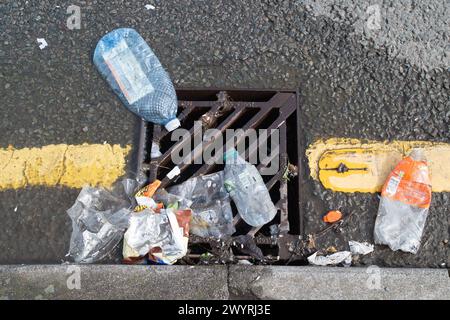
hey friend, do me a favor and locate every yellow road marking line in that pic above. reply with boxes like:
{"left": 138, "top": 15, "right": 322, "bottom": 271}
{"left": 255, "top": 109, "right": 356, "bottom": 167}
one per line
{"left": 307, "top": 138, "right": 450, "bottom": 192}
{"left": 0, "top": 143, "right": 131, "bottom": 190}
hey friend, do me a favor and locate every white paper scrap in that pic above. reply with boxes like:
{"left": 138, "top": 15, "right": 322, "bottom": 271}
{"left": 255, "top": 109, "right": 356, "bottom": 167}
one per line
{"left": 308, "top": 251, "right": 352, "bottom": 266}
{"left": 37, "top": 38, "right": 48, "bottom": 50}
{"left": 349, "top": 240, "right": 374, "bottom": 255}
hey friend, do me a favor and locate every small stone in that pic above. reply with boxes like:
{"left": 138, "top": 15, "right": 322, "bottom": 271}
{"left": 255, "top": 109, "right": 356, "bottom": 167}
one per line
{"left": 5, "top": 83, "right": 10, "bottom": 89}
{"left": 326, "top": 246, "right": 338, "bottom": 254}
{"left": 19, "top": 128, "right": 25, "bottom": 134}
{"left": 82, "top": 126, "right": 88, "bottom": 132}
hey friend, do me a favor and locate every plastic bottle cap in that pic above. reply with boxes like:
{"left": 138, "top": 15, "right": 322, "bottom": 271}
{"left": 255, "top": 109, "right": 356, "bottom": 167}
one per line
{"left": 166, "top": 166, "right": 180, "bottom": 179}
{"left": 164, "top": 118, "right": 181, "bottom": 132}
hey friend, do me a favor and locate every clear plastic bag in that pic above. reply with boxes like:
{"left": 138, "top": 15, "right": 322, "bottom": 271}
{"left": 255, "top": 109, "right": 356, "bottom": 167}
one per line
{"left": 167, "top": 171, "right": 235, "bottom": 239}
{"left": 374, "top": 149, "right": 432, "bottom": 254}
{"left": 153, "top": 188, "right": 193, "bottom": 210}
{"left": 67, "top": 179, "right": 138, "bottom": 263}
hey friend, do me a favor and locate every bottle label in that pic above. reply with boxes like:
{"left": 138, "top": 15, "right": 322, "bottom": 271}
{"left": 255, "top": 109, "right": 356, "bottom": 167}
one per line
{"left": 238, "top": 171, "right": 253, "bottom": 190}
{"left": 381, "top": 156, "right": 431, "bottom": 208}
{"left": 385, "top": 175, "right": 401, "bottom": 196}
{"left": 103, "top": 39, "right": 154, "bottom": 104}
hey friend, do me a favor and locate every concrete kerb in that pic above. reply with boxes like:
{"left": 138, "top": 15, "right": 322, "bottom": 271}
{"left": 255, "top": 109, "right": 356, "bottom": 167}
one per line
{"left": 0, "top": 265, "right": 229, "bottom": 300}
{"left": 228, "top": 266, "right": 450, "bottom": 300}
{"left": 0, "top": 265, "right": 449, "bottom": 300}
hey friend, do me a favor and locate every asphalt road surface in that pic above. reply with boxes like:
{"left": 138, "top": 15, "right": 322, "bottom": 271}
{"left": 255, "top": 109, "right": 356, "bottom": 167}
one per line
{"left": 0, "top": 0, "right": 448, "bottom": 267}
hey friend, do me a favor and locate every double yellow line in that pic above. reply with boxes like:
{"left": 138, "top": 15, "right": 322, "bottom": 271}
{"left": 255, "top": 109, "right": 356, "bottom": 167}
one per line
{"left": 2, "top": 138, "right": 449, "bottom": 193}
{"left": 0, "top": 143, "right": 131, "bottom": 190}
{"left": 307, "top": 138, "right": 450, "bottom": 193}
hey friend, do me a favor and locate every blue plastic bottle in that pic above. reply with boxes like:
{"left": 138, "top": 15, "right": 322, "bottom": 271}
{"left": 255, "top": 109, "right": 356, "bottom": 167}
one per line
{"left": 94, "top": 28, "right": 180, "bottom": 131}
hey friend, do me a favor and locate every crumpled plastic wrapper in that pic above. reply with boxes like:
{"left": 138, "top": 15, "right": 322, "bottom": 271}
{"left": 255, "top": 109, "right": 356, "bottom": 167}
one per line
{"left": 168, "top": 171, "right": 235, "bottom": 239}
{"left": 123, "top": 209, "right": 170, "bottom": 257}
{"left": 67, "top": 179, "right": 138, "bottom": 263}
{"left": 123, "top": 208, "right": 191, "bottom": 265}
{"left": 307, "top": 251, "right": 352, "bottom": 266}
{"left": 349, "top": 241, "right": 374, "bottom": 255}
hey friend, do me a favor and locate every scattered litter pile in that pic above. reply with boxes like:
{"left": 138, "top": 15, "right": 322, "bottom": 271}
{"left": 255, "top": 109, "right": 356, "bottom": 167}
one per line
{"left": 67, "top": 149, "right": 431, "bottom": 266}
{"left": 67, "top": 149, "right": 278, "bottom": 265}
{"left": 304, "top": 149, "right": 432, "bottom": 266}
{"left": 66, "top": 27, "right": 435, "bottom": 267}
{"left": 68, "top": 27, "right": 281, "bottom": 266}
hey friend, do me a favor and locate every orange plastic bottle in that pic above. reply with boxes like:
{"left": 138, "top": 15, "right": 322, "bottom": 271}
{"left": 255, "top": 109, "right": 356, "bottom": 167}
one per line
{"left": 374, "top": 149, "right": 431, "bottom": 254}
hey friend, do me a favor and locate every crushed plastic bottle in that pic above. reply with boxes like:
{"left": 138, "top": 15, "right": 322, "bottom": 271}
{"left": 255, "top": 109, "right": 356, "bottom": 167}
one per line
{"left": 223, "top": 149, "right": 277, "bottom": 227}
{"left": 374, "top": 149, "right": 432, "bottom": 254}
{"left": 94, "top": 28, "right": 180, "bottom": 131}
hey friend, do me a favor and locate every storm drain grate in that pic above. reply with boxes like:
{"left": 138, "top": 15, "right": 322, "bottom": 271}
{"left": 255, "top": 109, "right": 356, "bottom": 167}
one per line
{"left": 136, "top": 89, "right": 303, "bottom": 263}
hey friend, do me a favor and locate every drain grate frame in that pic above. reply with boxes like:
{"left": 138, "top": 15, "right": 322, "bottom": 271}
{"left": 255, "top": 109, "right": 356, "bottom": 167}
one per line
{"left": 136, "top": 88, "right": 304, "bottom": 263}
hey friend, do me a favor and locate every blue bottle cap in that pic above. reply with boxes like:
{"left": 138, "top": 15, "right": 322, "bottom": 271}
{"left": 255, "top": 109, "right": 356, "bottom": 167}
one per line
{"left": 223, "top": 149, "right": 238, "bottom": 161}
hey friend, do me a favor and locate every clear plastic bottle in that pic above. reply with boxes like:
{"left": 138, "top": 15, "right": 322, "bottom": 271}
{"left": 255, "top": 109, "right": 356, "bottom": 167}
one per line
{"left": 223, "top": 149, "right": 277, "bottom": 227}
{"left": 94, "top": 28, "right": 180, "bottom": 131}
